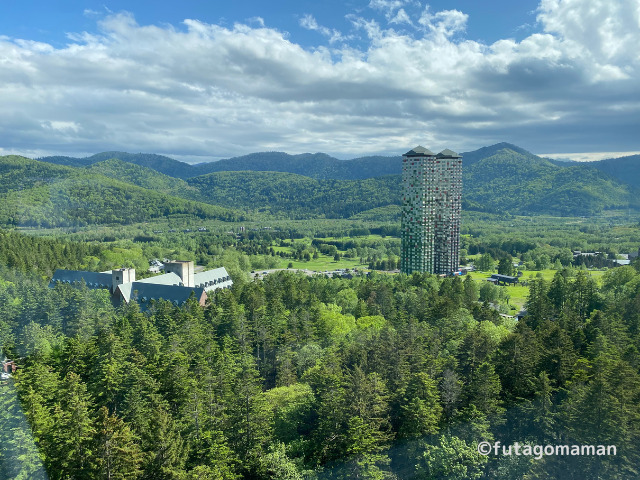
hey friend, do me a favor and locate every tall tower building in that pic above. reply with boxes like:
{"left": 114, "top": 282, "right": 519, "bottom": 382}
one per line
{"left": 401, "top": 146, "right": 462, "bottom": 275}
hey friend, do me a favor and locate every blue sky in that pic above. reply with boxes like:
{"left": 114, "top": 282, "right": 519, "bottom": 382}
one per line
{"left": 0, "top": 0, "right": 638, "bottom": 161}
{"left": 0, "top": 1, "right": 540, "bottom": 48}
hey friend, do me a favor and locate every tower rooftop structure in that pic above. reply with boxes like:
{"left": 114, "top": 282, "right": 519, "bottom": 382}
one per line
{"left": 404, "top": 146, "right": 436, "bottom": 156}
{"left": 436, "top": 149, "right": 461, "bottom": 158}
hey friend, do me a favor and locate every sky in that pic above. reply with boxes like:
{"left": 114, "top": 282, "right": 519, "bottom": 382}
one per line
{"left": 0, "top": 0, "right": 639, "bottom": 162}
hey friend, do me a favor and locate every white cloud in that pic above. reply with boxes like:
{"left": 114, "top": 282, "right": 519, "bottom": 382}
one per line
{"left": 389, "top": 9, "right": 413, "bottom": 26}
{"left": 538, "top": 0, "right": 640, "bottom": 65}
{"left": 247, "top": 16, "right": 265, "bottom": 27}
{"left": 541, "top": 151, "right": 640, "bottom": 162}
{"left": 0, "top": 0, "right": 639, "bottom": 160}
{"left": 83, "top": 9, "right": 101, "bottom": 17}
{"left": 418, "top": 7, "right": 468, "bottom": 38}
{"left": 299, "top": 14, "right": 350, "bottom": 44}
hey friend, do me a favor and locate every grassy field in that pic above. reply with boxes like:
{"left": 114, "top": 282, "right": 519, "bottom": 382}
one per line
{"left": 468, "top": 268, "right": 607, "bottom": 310}
{"left": 272, "top": 255, "right": 366, "bottom": 272}
{"left": 270, "top": 242, "right": 368, "bottom": 271}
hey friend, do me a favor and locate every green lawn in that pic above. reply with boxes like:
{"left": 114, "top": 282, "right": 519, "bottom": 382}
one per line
{"left": 468, "top": 268, "right": 607, "bottom": 310}
{"left": 273, "top": 254, "right": 366, "bottom": 272}
{"left": 269, "top": 241, "right": 368, "bottom": 271}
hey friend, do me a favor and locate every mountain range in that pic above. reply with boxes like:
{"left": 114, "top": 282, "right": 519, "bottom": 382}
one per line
{"left": 37, "top": 142, "right": 638, "bottom": 181}
{"left": 0, "top": 142, "right": 635, "bottom": 227}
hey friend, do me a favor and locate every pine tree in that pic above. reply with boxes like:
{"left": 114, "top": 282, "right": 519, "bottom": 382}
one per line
{"left": 462, "top": 276, "right": 479, "bottom": 308}
{"left": 495, "top": 321, "right": 541, "bottom": 402}
{"left": 524, "top": 278, "right": 550, "bottom": 328}
{"left": 524, "top": 372, "right": 556, "bottom": 444}
{"left": 93, "top": 406, "right": 143, "bottom": 479}
{"left": 398, "top": 372, "right": 442, "bottom": 439}
{"left": 140, "top": 406, "right": 187, "bottom": 479}
{"left": 48, "top": 372, "right": 96, "bottom": 478}
{"left": 464, "top": 362, "right": 503, "bottom": 417}
{"left": 0, "top": 382, "right": 48, "bottom": 480}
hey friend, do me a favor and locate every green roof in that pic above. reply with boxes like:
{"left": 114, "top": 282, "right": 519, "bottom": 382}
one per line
{"left": 137, "top": 272, "right": 182, "bottom": 286}
{"left": 194, "top": 267, "right": 232, "bottom": 290}
{"left": 116, "top": 282, "right": 205, "bottom": 305}
{"left": 404, "top": 146, "right": 435, "bottom": 156}
{"left": 437, "top": 149, "right": 461, "bottom": 158}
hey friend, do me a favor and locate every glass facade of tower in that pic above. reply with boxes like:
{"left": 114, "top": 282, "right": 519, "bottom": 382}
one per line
{"left": 400, "top": 147, "right": 462, "bottom": 275}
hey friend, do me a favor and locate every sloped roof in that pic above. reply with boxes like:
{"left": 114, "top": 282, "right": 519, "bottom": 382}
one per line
{"left": 194, "top": 267, "right": 232, "bottom": 290}
{"left": 437, "top": 149, "right": 462, "bottom": 158}
{"left": 404, "top": 146, "right": 435, "bottom": 156}
{"left": 117, "top": 282, "right": 206, "bottom": 305}
{"left": 50, "top": 269, "right": 111, "bottom": 289}
{"left": 490, "top": 274, "right": 518, "bottom": 281}
{"left": 136, "top": 272, "right": 182, "bottom": 286}
{"left": 50, "top": 266, "right": 231, "bottom": 307}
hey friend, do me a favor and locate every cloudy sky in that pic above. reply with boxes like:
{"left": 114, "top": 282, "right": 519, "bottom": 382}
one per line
{"left": 0, "top": 0, "right": 639, "bottom": 162}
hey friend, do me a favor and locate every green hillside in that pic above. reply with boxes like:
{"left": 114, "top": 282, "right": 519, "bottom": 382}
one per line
{"left": 39, "top": 151, "right": 192, "bottom": 178}
{"left": 27, "top": 144, "right": 640, "bottom": 219}
{"left": 592, "top": 154, "right": 640, "bottom": 189}
{"left": 86, "top": 152, "right": 190, "bottom": 178}
{"left": 0, "top": 156, "right": 244, "bottom": 227}
{"left": 86, "top": 158, "right": 200, "bottom": 199}
{"left": 0, "top": 155, "right": 79, "bottom": 193}
{"left": 460, "top": 142, "right": 538, "bottom": 167}
{"left": 463, "top": 148, "right": 637, "bottom": 215}
{"left": 188, "top": 151, "right": 403, "bottom": 179}
{"left": 186, "top": 171, "right": 400, "bottom": 218}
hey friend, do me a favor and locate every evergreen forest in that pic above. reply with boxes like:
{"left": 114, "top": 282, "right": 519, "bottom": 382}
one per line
{"left": 1, "top": 227, "right": 640, "bottom": 479}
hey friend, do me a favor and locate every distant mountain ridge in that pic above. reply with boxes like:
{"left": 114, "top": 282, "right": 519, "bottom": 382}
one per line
{"left": 39, "top": 142, "right": 545, "bottom": 180}
{"left": 591, "top": 154, "right": 640, "bottom": 189}
{"left": 462, "top": 149, "right": 636, "bottom": 215}
{"left": 85, "top": 158, "right": 201, "bottom": 200}
{"left": 0, "top": 155, "right": 243, "bottom": 227}
{"left": 39, "top": 151, "right": 190, "bottom": 178}
{"left": 188, "top": 152, "right": 403, "bottom": 180}
{"left": 40, "top": 150, "right": 402, "bottom": 180}
{"left": 20, "top": 142, "right": 640, "bottom": 221}
{"left": 38, "top": 142, "right": 638, "bottom": 177}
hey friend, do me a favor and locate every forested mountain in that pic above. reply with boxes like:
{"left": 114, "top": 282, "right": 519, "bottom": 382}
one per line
{"left": 85, "top": 158, "right": 200, "bottom": 200}
{"left": 39, "top": 151, "right": 190, "bottom": 178}
{"left": 0, "top": 156, "right": 243, "bottom": 227}
{"left": 184, "top": 148, "right": 637, "bottom": 218}
{"left": 592, "top": 154, "right": 640, "bottom": 189}
{"left": 40, "top": 150, "right": 403, "bottom": 180}
{"left": 188, "top": 152, "right": 403, "bottom": 179}
{"left": 463, "top": 149, "right": 638, "bottom": 215}
{"left": 459, "top": 142, "right": 539, "bottom": 167}
{"left": 38, "top": 143, "right": 640, "bottom": 188}
{"left": 0, "top": 155, "right": 79, "bottom": 193}
{"left": 24, "top": 144, "right": 640, "bottom": 219}
{"left": 37, "top": 143, "right": 549, "bottom": 181}
{"left": 186, "top": 171, "right": 400, "bottom": 219}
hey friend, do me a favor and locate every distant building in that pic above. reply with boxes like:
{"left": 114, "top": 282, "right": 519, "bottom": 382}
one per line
{"left": 1, "top": 358, "right": 17, "bottom": 381}
{"left": 50, "top": 261, "right": 232, "bottom": 309}
{"left": 2, "top": 359, "right": 17, "bottom": 374}
{"left": 487, "top": 274, "right": 518, "bottom": 285}
{"left": 401, "top": 146, "right": 462, "bottom": 275}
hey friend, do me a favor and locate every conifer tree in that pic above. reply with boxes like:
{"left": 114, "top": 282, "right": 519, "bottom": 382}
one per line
{"left": 93, "top": 406, "right": 143, "bottom": 480}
